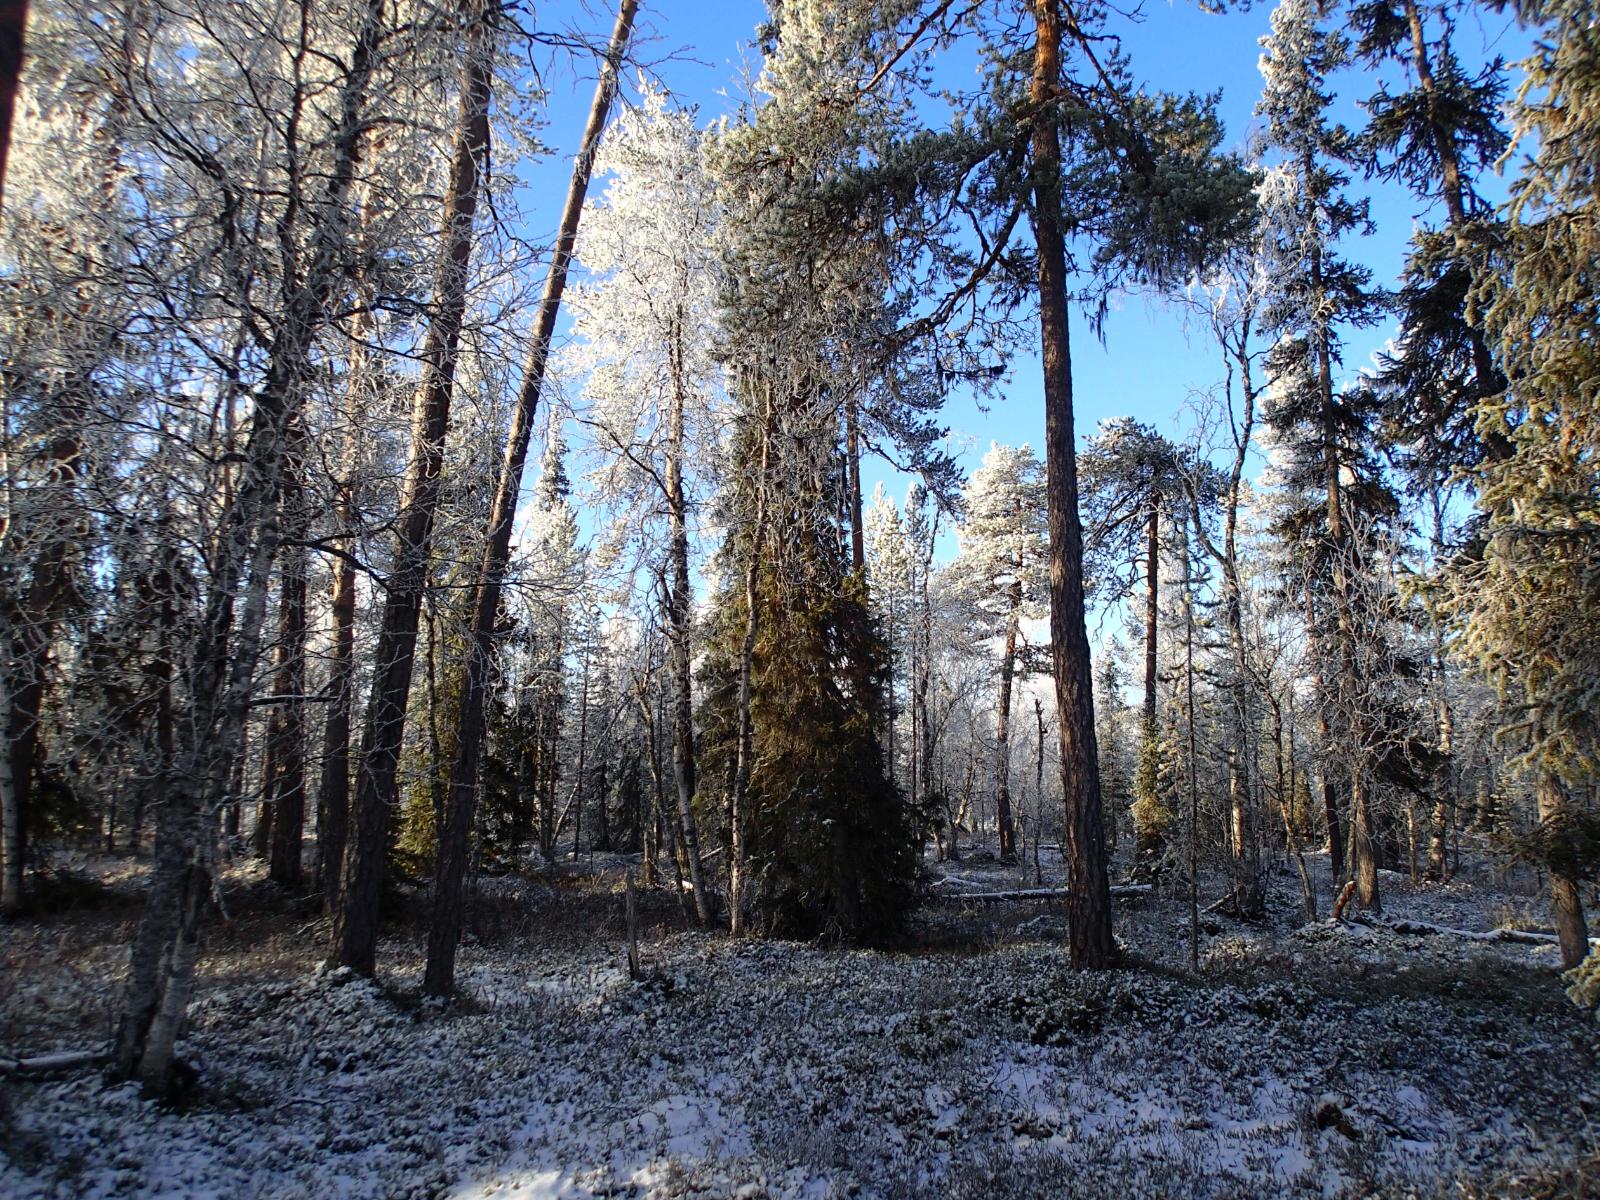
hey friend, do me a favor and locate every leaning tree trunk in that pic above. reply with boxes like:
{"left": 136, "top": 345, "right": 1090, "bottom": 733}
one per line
{"left": 115, "top": 0, "right": 388, "bottom": 1095}
{"left": 1031, "top": 0, "right": 1115, "bottom": 969}
{"left": 424, "top": 0, "right": 636, "bottom": 998}
{"left": 333, "top": 13, "right": 493, "bottom": 974}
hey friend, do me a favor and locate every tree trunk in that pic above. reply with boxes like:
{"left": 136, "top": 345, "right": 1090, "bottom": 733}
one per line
{"left": 993, "top": 574, "right": 1021, "bottom": 862}
{"left": 0, "top": 0, "right": 28, "bottom": 213}
{"left": 569, "top": 643, "right": 591, "bottom": 860}
{"left": 1031, "top": 0, "right": 1115, "bottom": 969}
{"left": 1400, "top": 0, "right": 1508, "bottom": 463}
{"left": 333, "top": 15, "right": 493, "bottom": 974}
{"left": 1313, "top": 186, "right": 1377, "bottom": 914}
{"left": 317, "top": 249, "right": 379, "bottom": 910}
{"left": 117, "top": 0, "right": 389, "bottom": 1091}
{"left": 728, "top": 390, "right": 776, "bottom": 938}
{"left": 1272, "top": 694, "right": 1317, "bottom": 922}
{"left": 1536, "top": 772, "right": 1590, "bottom": 969}
{"left": 1142, "top": 503, "right": 1159, "bottom": 731}
{"left": 1350, "top": 768, "right": 1381, "bottom": 914}
{"left": 846, "top": 392, "right": 865, "bottom": 573}
{"left": 1304, "top": 578, "right": 1344, "bottom": 883}
{"left": 424, "top": 0, "right": 635, "bottom": 998}
{"left": 266, "top": 501, "right": 309, "bottom": 887}
{"left": 1, "top": 422, "right": 83, "bottom": 915}
{"left": 666, "top": 323, "right": 711, "bottom": 923}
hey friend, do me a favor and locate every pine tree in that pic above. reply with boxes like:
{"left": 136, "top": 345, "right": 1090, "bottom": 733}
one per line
{"left": 1350, "top": 0, "right": 1510, "bottom": 484}
{"left": 949, "top": 443, "right": 1049, "bottom": 861}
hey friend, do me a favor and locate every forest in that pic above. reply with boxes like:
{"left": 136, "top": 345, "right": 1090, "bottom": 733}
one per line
{"left": 2, "top": 0, "right": 1599, "bottom": 1195}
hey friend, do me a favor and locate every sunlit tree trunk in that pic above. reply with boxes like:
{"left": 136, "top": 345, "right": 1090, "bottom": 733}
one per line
{"left": 425, "top": 0, "right": 635, "bottom": 997}
{"left": 334, "top": 11, "right": 494, "bottom": 973}
{"left": 1030, "top": 0, "right": 1114, "bottom": 969}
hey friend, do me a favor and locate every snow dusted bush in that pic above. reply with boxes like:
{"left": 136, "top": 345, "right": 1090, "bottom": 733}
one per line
{"left": 1566, "top": 945, "right": 1600, "bottom": 1025}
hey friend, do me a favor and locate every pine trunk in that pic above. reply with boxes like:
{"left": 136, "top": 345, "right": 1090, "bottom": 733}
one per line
{"left": 333, "top": 16, "right": 493, "bottom": 974}
{"left": 424, "top": 0, "right": 635, "bottom": 997}
{"left": 1031, "top": 0, "right": 1115, "bottom": 969}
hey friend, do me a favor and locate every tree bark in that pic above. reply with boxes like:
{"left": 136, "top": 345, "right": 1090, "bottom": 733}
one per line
{"left": 424, "top": 0, "right": 635, "bottom": 998}
{"left": 666, "top": 315, "right": 711, "bottom": 923}
{"left": 1, "top": 421, "right": 83, "bottom": 915}
{"left": 115, "top": 0, "right": 388, "bottom": 1089}
{"left": 728, "top": 389, "right": 776, "bottom": 938}
{"left": 333, "top": 13, "right": 493, "bottom": 973}
{"left": 1142, "top": 502, "right": 1159, "bottom": 732}
{"left": 0, "top": 0, "right": 28, "bottom": 215}
{"left": 317, "top": 233, "right": 381, "bottom": 910}
{"left": 846, "top": 393, "right": 865, "bottom": 573}
{"left": 993, "top": 572, "right": 1021, "bottom": 861}
{"left": 266, "top": 485, "right": 309, "bottom": 887}
{"left": 1311, "top": 169, "right": 1378, "bottom": 914}
{"left": 1030, "top": 0, "right": 1115, "bottom": 969}
{"left": 1536, "top": 772, "right": 1590, "bottom": 969}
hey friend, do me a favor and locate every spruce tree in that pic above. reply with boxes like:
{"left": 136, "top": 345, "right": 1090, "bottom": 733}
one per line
{"left": 1457, "top": 0, "right": 1600, "bottom": 967}
{"left": 1257, "top": 0, "right": 1389, "bottom": 911}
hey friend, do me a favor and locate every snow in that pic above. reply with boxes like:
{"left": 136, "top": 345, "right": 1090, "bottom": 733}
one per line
{"left": 2, "top": 852, "right": 1597, "bottom": 1199}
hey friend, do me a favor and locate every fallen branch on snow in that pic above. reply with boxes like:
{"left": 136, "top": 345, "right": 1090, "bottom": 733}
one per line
{"left": 925, "top": 883, "right": 1151, "bottom": 904}
{"left": 1349, "top": 914, "right": 1600, "bottom": 948}
{"left": 0, "top": 1048, "right": 110, "bottom": 1078}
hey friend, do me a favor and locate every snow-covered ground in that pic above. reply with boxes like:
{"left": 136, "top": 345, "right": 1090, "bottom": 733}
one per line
{"left": 2, "top": 848, "right": 1597, "bottom": 1199}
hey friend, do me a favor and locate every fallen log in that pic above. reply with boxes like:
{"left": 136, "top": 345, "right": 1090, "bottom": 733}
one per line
{"left": 926, "top": 884, "right": 1152, "bottom": 904}
{"left": 0, "top": 1047, "right": 110, "bottom": 1078}
{"left": 1354, "top": 914, "right": 1600, "bottom": 948}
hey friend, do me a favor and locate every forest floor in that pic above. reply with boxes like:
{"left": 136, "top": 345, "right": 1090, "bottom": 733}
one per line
{"left": 2, "top": 843, "right": 1598, "bottom": 1199}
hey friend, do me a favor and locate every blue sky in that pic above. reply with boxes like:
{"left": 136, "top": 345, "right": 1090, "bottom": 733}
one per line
{"left": 524, "top": 0, "right": 1528, "bottom": 555}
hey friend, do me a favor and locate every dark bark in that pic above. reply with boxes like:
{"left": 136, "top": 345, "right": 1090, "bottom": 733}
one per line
{"left": 0, "top": 0, "right": 27, "bottom": 214}
{"left": 1142, "top": 503, "right": 1159, "bottom": 731}
{"left": 993, "top": 571, "right": 1021, "bottom": 861}
{"left": 266, "top": 508, "right": 309, "bottom": 887}
{"left": 2, "top": 422, "right": 83, "bottom": 915}
{"left": 333, "top": 17, "right": 493, "bottom": 973}
{"left": 317, "top": 262, "right": 378, "bottom": 909}
{"left": 846, "top": 393, "right": 865, "bottom": 573}
{"left": 728, "top": 391, "right": 775, "bottom": 938}
{"left": 1399, "top": 0, "right": 1509, "bottom": 464}
{"left": 424, "top": 0, "right": 635, "bottom": 997}
{"left": 1030, "top": 0, "right": 1115, "bottom": 969}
